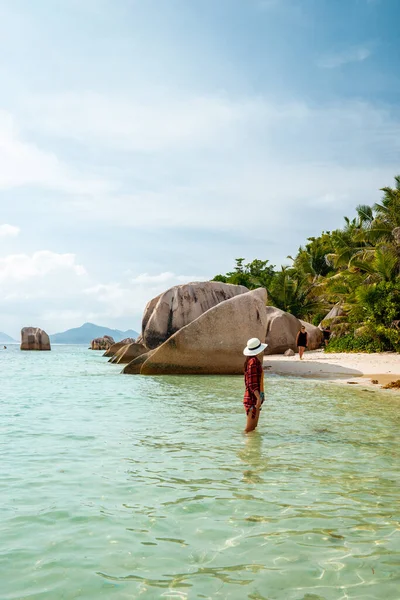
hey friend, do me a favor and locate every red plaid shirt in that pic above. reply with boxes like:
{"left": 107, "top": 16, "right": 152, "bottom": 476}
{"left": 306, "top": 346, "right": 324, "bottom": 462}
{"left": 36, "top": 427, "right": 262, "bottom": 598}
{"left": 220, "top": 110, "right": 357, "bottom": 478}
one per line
{"left": 243, "top": 357, "right": 262, "bottom": 406}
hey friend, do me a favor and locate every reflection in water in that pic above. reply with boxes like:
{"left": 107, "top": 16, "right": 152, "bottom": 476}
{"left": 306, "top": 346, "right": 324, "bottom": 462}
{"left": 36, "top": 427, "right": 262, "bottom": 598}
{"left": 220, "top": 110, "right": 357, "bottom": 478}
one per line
{"left": 238, "top": 432, "right": 266, "bottom": 484}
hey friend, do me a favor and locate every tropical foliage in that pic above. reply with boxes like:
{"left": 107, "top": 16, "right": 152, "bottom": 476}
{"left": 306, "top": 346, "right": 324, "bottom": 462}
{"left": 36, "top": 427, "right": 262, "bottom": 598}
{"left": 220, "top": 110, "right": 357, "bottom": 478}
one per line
{"left": 212, "top": 176, "right": 400, "bottom": 352}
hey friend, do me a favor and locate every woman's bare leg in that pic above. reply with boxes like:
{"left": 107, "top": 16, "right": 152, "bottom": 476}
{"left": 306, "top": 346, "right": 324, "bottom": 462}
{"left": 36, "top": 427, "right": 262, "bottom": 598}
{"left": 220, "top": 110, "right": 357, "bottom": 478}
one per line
{"left": 298, "top": 346, "right": 305, "bottom": 359}
{"left": 244, "top": 408, "right": 257, "bottom": 433}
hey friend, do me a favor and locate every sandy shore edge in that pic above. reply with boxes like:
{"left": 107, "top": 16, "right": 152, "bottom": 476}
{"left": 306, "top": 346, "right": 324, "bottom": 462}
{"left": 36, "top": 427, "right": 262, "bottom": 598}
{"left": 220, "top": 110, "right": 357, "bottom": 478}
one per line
{"left": 263, "top": 349, "right": 400, "bottom": 392}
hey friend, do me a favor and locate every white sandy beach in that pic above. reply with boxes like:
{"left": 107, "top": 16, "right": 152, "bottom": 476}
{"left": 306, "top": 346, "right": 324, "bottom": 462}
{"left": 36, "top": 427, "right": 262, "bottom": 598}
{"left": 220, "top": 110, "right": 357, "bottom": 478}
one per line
{"left": 264, "top": 349, "right": 400, "bottom": 389}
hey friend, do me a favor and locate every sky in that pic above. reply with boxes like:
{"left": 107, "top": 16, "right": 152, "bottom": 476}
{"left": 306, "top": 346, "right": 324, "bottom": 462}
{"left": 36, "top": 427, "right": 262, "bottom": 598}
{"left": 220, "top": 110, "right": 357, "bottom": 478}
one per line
{"left": 0, "top": 0, "right": 399, "bottom": 338}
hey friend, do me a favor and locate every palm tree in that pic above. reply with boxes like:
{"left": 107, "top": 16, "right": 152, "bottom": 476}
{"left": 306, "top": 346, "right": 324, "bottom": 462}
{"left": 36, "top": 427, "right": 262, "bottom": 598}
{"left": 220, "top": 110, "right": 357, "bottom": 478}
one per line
{"left": 355, "top": 204, "right": 374, "bottom": 226}
{"left": 349, "top": 247, "right": 398, "bottom": 284}
{"left": 363, "top": 176, "right": 400, "bottom": 254}
{"left": 290, "top": 239, "right": 333, "bottom": 280}
{"left": 375, "top": 175, "right": 400, "bottom": 228}
{"left": 267, "top": 266, "right": 324, "bottom": 319}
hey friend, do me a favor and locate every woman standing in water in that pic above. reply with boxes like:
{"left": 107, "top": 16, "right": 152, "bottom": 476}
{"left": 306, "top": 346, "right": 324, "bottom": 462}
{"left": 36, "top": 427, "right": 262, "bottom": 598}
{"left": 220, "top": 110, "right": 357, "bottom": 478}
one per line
{"left": 243, "top": 338, "right": 268, "bottom": 434}
{"left": 296, "top": 325, "right": 308, "bottom": 360}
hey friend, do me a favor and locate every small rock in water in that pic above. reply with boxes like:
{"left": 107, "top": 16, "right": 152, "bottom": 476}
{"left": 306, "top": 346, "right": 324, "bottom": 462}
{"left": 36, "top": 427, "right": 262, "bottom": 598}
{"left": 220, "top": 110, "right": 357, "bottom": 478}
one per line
{"left": 20, "top": 327, "right": 51, "bottom": 351}
{"left": 382, "top": 379, "right": 400, "bottom": 390}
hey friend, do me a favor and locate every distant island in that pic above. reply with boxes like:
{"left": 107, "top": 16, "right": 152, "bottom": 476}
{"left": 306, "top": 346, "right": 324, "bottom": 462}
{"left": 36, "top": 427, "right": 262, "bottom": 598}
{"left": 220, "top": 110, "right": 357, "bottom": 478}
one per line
{"left": 50, "top": 322, "right": 139, "bottom": 345}
{"left": 0, "top": 332, "right": 17, "bottom": 343}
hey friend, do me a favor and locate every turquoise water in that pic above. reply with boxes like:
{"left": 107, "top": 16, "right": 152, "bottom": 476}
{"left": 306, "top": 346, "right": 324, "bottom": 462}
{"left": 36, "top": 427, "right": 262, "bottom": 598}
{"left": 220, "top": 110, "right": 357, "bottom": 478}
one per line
{"left": 1, "top": 346, "right": 399, "bottom": 600}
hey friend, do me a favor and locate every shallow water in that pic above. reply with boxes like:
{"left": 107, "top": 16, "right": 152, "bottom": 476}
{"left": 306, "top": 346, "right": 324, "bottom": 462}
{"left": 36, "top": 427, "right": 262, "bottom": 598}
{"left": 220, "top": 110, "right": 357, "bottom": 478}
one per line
{"left": 1, "top": 345, "right": 399, "bottom": 599}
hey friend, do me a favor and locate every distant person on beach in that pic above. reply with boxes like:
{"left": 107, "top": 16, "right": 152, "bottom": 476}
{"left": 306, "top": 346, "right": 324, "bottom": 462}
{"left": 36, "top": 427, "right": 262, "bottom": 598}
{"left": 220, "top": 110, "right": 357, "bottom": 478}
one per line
{"left": 243, "top": 338, "right": 268, "bottom": 434}
{"left": 323, "top": 326, "right": 331, "bottom": 347}
{"left": 296, "top": 326, "right": 308, "bottom": 360}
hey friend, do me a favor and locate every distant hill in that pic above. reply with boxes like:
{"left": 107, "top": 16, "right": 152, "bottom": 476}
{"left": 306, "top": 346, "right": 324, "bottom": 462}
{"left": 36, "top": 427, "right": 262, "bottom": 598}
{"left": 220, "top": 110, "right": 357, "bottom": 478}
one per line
{"left": 0, "top": 332, "right": 17, "bottom": 343}
{"left": 50, "top": 323, "right": 139, "bottom": 344}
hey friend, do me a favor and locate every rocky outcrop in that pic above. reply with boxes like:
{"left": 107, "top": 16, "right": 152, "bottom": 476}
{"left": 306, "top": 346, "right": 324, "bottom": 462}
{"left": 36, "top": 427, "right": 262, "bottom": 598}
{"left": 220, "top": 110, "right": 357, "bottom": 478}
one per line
{"left": 104, "top": 338, "right": 136, "bottom": 358}
{"left": 263, "top": 309, "right": 322, "bottom": 354}
{"left": 264, "top": 307, "right": 302, "bottom": 355}
{"left": 109, "top": 342, "right": 147, "bottom": 364}
{"left": 121, "top": 286, "right": 325, "bottom": 374}
{"left": 91, "top": 336, "right": 114, "bottom": 350}
{"left": 320, "top": 303, "right": 345, "bottom": 327}
{"left": 141, "top": 281, "right": 248, "bottom": 349}
{"left": 138, "top": 288, "right": 268, "bottom": 375}
{"left": 20, "top": 327, "right": 51, "bottom": 351}
{"left": 123, "top": 350, "right": 156, "bottom": 374}
{"left": 300, "top": 320, "right": 324, "bottom": 350}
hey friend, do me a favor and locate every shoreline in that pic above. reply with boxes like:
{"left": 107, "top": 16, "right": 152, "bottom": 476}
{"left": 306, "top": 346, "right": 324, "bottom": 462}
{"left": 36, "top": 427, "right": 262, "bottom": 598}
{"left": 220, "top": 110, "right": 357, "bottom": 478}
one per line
{"left": 264, "top": 349, "right": 400, "bottom": 392}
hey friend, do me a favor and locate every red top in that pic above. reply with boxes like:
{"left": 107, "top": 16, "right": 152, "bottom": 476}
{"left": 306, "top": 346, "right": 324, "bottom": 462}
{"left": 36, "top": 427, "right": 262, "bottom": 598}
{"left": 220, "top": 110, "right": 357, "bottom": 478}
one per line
{"left": 243, "top": 357, "right": 262, "bottom": 406}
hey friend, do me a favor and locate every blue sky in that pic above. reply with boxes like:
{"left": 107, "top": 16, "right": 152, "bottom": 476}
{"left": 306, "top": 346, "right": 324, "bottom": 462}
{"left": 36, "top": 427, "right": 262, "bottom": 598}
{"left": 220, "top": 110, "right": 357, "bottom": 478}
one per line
{"left": 0, "top": 0, "right": 399, "bottom": 337}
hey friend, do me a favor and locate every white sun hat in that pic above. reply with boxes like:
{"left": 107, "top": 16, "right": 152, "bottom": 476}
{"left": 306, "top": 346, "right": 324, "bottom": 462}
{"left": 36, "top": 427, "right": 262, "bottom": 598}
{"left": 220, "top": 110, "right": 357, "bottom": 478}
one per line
{"left": 243, "top": 337, "right": 268, "bottom": 356}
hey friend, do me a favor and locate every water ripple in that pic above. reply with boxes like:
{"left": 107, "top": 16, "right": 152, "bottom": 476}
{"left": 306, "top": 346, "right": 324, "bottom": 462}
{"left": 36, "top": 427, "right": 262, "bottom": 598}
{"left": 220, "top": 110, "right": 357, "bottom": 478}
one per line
{"left": 0, "top": 345, "right": 399, "bottom": 599}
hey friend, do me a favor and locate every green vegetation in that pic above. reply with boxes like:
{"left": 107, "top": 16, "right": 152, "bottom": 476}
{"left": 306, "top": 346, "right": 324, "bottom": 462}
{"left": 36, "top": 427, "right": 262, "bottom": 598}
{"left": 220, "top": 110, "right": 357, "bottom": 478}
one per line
{"left": 213, "top": 176, "right": 400, "bottom": 352}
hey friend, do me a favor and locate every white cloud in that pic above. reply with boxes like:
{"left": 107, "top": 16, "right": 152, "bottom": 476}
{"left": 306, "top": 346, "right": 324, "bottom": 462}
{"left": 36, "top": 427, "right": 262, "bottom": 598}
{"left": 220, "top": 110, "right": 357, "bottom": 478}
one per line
{"left": 1, "top": 94, "right": 399, "bottom": 337}
{"left": 318, "top": 45, "right": 372, "bottom": 69}
{"left": 20, "top": 93, "right": 400, "bottom": 170}
{"left": 131, "top": 272, "right": 201, "bottom": 284}
{"left": 0, "top": 250, "right": 86, "bottom": 285}
{"left": 0, "top": 224, "right": 20, "bottom": 237}
{"left": 40, "top": 309, "right": 85, "bottom": 321}
{"left": 19, "top": 92, "right": 398, "bottom": 236}
{"left": 0, "top": 0, "right": 395, "bottom": 341}
{"left": 0, "top": 109, "right": 112, "bottom": 193}
{"left": 0, "top": 249, "right": 93, "bottom": 334}
{"left": 23, "top": 92, "right": 254, "bottom": 152}
{"left": 83, "top": 272, "right": 201, "bottom": 319}
{"left": 57, "top": 161, "right": 398, "bottom": 236}
{"left": 0, "top": 250, "right": 202, "bottom": 336}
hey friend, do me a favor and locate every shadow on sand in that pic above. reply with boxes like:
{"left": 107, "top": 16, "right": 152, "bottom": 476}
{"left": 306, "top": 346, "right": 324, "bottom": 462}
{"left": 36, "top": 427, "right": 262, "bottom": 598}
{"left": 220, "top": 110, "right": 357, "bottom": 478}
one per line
{"left": 264, "top": 359, "right": 363, "bottom": 379}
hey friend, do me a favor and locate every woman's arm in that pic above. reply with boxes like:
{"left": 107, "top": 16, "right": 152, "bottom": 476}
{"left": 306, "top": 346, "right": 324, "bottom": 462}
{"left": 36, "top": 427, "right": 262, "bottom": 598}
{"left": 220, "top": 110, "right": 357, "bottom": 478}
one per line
{"left": 296, "top": 332, "right": 300, "bottom": 345}
{"left": 247, "top": 360, "right": 262, "bottom": 407}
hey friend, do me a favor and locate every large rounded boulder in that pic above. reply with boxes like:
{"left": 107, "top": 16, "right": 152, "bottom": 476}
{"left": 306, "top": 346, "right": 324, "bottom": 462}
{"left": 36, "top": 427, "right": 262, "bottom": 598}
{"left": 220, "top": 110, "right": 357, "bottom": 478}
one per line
{"left": 319, "top": 303, "right": 345, "bottom": 327}
{"left": 123, "top": 350, "right": 156, "bottom": 374}
{"left": 139, "top": 288, "right": 268, "bottom": 375}
{"left": 109, "top": 342, "right": 147, "bottom": 364}
{"left": 264, "top": 307, "right": 302, "bottom": 355}
{"left": 264, "top": 308, "right": 323, "bottom": 354}
{"left": 91, "top": 336, "right": 114, "bottom": 350}
{"left": 141, "top": 281, "right": 248, "bottom": 349}
{"left": 21, "top": 327, "right": 51, "bottom": 351}
{"left": 104, "top": 338, "right": 136, "bottom": 358}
